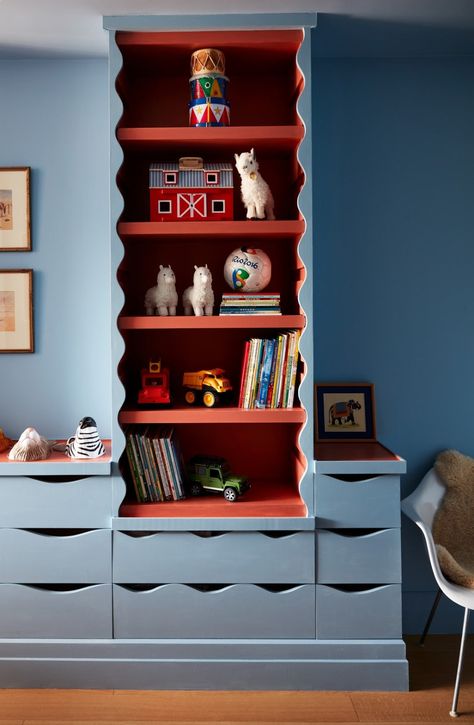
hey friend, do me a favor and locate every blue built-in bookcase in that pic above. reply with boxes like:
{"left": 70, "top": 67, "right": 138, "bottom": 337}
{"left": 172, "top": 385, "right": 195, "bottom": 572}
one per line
{"left": 0, "top": 13, "right": 408, "bottom": 690}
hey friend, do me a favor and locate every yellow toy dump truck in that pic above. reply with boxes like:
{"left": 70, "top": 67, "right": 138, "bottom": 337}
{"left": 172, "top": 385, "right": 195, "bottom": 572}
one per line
{"left": 182, "top": 369, "right": 233, "bottom": 408}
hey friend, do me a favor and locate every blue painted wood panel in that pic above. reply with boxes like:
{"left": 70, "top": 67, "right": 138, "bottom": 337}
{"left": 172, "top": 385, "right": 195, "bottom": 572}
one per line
{"left": 315, "top": 474, "right": 401, "bottom": 528}
{"left": 317, "top": 529, "right": 402, "bottom": 584}
{"left": 113, "top": 531, "right": 314, "bottom": 584}
{"left": 316, "top": 584, "right": 402, "bottom": 639}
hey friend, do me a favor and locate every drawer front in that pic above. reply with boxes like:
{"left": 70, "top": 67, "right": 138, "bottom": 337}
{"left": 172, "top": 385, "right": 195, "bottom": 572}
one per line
{"left": 0, "top": 584, "right": 112, "bottom": 638}
{"left": 0, "top": 476, "right": 112, "bottom": 528}
{"left": 0, "top": 529, "right": 111, "bottom": 583}
{"left": 114, "top": 531, "right": 315, "bottom": 584}
{"left": 316, "top": 584, "right": 402, "bottom": 639}
{"left": 113, "top": 583, "right": 315, "bottom": 639}
{"left": 315, "top": 474, "right": 400, "bottom": 528}
{"left": 317, "top": 529, "right": 401, "bottom": 584}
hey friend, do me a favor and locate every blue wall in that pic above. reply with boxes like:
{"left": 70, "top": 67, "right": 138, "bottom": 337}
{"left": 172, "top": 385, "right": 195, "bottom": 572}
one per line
{"left": 1, "top": 53, "right": 473, "bottom": 631}
{"left": 0, "top": 59, "right": 111, "bottom": 439}
{"left": 314, "top": 57, "right": 474, "bottom": 632}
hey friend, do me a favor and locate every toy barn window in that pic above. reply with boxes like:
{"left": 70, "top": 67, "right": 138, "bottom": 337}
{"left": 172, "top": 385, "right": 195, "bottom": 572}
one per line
{"left": 164, "top": 172, "right": 177, "bottom": 185}
{"left": 205, "top": 171, "right": 219, "bottom": 185}
{"left": 158, "top": 200, "right": 172, "bottom": 214}
{"left": 212, "top": 199, "right": 225, "bottom": 213}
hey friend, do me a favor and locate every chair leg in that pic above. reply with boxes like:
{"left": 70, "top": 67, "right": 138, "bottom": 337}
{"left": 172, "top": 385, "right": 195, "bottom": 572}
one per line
{"left": 449, "top": 607, "right": 470, "bottom": 718}
{"left": 419, "top": 587, "right": 442, "bottom": 646}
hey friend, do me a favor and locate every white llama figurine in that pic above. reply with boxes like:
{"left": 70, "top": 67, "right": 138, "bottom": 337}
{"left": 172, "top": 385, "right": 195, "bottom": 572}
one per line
{"left": 144, "top": 265, "right": 178, "bottom": 316}
{"left": 234, "top": 148, "right": 275, "bottom": 220}
{"left": 182, "top": 265, "right": 214, "bottom": 316}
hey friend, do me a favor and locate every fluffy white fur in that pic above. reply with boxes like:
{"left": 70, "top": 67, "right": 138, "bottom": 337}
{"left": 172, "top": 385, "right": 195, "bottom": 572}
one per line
{"left": 182, "top": 265, "right": 214, "bottom": 316}
{"left": 234, "top": 148, "right": 275, "bottom": 220}
{"left": 8, "top": 427, "right": 50, "bottom": 461}
{"left": 144, "top": 265, "right": 178, "bottom": 316}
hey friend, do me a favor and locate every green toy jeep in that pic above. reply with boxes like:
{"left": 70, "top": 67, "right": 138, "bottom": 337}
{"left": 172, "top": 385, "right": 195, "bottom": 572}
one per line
{"left": 187, "top": 455, "right": 250, "bottom": 502}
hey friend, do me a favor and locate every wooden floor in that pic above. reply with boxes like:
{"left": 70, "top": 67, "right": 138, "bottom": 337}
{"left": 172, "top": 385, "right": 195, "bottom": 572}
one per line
{"left": 0, "top": 636, "right": 473, "bottom": 723}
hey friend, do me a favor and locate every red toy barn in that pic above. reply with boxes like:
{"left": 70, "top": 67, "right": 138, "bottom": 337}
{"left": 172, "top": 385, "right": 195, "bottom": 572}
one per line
{"left": 149, "top": 157, "right": 234, "bottom": 222}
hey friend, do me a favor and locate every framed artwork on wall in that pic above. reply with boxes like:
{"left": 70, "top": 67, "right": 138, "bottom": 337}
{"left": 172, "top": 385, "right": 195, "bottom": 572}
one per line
{"left": 0, "top": 168, "right": 31, "bottom": 251}
{"left": 315, "top": 383, "right": 376, "bottom": 442}
{"left": 0, "top": 269, "right": 34, "bottom": 353}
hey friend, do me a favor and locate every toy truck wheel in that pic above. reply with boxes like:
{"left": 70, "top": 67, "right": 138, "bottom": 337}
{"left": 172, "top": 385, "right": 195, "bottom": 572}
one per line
{"left": 223, "top": 486, "right": 238, "bottom": 502}
{"left": 202, "top": 391, "right": 217, "bottom": 408}
{"left": 189, "top": 482, "right": 202, "bottom": 497}
{"left": 185, "top": 390, "right": 196, "bottom": 405}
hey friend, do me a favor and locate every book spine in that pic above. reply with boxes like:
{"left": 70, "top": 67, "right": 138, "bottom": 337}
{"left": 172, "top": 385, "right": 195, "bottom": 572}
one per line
{"left": 238, "top": 340, "right": 251, "bottom": 408}
{"left": 152, "top": 435, "right": 172, "bottom": 500}
{"left": 144, "top": 432, "right": 163, "bottom": 501}
{"left": 250, "top": 338, "right": 264, "bottom": 408}
{"left": 274, "top": 333, "right": 288, "bottom": 408}
{"left": 130, "top": 432, "right": 149, "bottom": 502}
{"left": 256, "top": 338, "right": 275, "bottom": 409}
{"left": 137, "top": 430, "right": 157, "bottom": 502}
{"left": 287, "top": 329, "right": 301, "bottom": 409}
{"left": 266, "top": 335, "right": 280, "bottom": 408}
{"left": 125, "top": 434, "right": 143, "bottom": 502}
{"left": 243, "top": 338, "right": 257, "bottom": 409}
{"left": 159, "top": 429, "right": 177, "bottom": 500}
{"left": 282, "top": 331, "right": 296, "bottom": 409}
{"left": 168, "top": 429, "right": 185, "bottom": 499}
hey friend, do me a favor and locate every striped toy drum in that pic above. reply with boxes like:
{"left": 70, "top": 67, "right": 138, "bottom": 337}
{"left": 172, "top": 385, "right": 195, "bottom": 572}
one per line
{"left": 189, "top": 97, "right": 230, "bottom": 127}
{"left": 191, "top": 48, "right": 225, "bottom": 76}
{"left": 189, "top": 74, "right": 229, "bottom": 102}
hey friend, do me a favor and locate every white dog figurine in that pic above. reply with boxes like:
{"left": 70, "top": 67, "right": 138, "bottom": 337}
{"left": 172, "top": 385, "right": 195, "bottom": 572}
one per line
{"left": 182, "top": 265, "right": 214, "bottom": 316}
{"left": 144, "top": 265, "right": 178, "bottom": 316}
{"left": 234, "top": 148, "right": 275, "bottom": 220}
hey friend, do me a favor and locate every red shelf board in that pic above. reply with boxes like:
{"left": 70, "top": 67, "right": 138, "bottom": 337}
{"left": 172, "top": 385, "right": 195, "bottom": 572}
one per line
{"left": 0, "top": 440, "right": 112, "bottom": 465}
{"left": 119, "top": 407, "right": 306, "bottom": 425}
{"left": 117, "top": 126, "right": 304, "bottom": 152}
{"left": 314, "top": 441, "right": 400, "bottom": 462}
{"left": 117, "top": 29, "right": 303, "bottom": 50}
{"left": 118, "top": 315, "right": 305, "bottom": 331}
{"left": 118, "top": 220, "right": 305, "bottom": 239}
{"left": 119, "top": 479, "right": 306, "bottom": 518}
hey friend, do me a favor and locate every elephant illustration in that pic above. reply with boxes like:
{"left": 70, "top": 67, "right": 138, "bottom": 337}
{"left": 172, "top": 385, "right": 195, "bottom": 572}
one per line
{"left": 328, "top": 399, "right": 362, "bottom": 426}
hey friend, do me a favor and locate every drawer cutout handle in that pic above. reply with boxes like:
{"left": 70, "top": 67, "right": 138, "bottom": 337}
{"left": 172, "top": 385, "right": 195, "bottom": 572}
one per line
{"left": 324, "top": 584, "right": 389, "bottom": 594}
{"left": 324, "top": 474, "right": 381, "bottom": 483}
{"left": 326, "top": 528, "right": 380, "bottom": 538}
{"left": 20, "top": 584, "right": 98, "bottom": 592}
{"left": 28, "top": 475, "right": 88, "bottom": 484}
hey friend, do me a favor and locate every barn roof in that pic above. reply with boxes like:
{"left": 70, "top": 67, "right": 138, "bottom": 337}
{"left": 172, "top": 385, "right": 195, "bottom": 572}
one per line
{"left": 149, "top": 162, "right": 234, "bottom": 189}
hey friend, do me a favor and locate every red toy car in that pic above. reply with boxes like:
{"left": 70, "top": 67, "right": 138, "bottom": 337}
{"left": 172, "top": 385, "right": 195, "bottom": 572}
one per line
{"left": 138, "top": 362, "right": 171, "bottom": 405}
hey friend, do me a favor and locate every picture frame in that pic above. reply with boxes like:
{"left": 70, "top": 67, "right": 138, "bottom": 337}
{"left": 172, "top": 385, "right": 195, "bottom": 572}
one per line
{"left": 315, "top": 383, "right": 376, "bottom": 442}
{"left": 0, "top": 167, "right": 31, "bottom": 251}
{"left": 0, "top": 269, "right": 34, "bottom": 353}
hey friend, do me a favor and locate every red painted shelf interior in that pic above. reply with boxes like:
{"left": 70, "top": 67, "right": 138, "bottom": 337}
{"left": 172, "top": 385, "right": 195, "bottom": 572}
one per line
{"left": 0, "top": 440, "right": 112, "bottom": 465}
{"left": 119, "top": 406, "right": 306, "bottom": 425}
{"left": 119, "top": 479, "right": 306, "bottom": 519}
{"left": 314, "top": 441, "right": 400, "bottom": 462}
{"left": 116, "top": 28, "right": 308, "bottom": 518}
{"left": 118, "top": 220, "right": 305, "bottom": 238}
{"left": 118, "top": 315, "right": 306, "bottom": 330}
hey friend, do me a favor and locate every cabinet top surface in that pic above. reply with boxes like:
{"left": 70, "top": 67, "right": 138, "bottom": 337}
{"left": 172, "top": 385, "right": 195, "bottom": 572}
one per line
{"left": 314, "top": 442, "right": 406, "bottom": 475}
{"left": 0, "top": 440, "right": 112, "bottom": 476}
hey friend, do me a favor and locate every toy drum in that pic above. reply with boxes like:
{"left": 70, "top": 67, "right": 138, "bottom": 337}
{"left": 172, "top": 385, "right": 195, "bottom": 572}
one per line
{"left": 191, "top": 48, "right": 225, "bottom": 76}
{"left": 189, "top": 98, "right": 230, "bottom": 127}
{"left": 189, "top": 74, "right": 229, "bottom": 102}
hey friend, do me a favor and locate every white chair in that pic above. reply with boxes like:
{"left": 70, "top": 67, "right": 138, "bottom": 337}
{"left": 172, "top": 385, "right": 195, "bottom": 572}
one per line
{"left": 402, "top": 467, "right": 474, "bottom": 717}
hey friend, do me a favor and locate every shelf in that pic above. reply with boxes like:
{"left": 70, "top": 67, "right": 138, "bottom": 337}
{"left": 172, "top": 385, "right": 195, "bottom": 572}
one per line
{"left": 118, "top": 315, "right": 305, "bottom": 330}
{"left": 0, "top": 441, "right": 112, "bottom": 476}
{"left": 314, "top": 442, "right": 407, "bottom": 475}
{"left": 119, "top": 407, "right": 306, "bottom": 425}
{"left": 117, "top": 126, "right": 304, "bottom": 152}
{"left": 118, "top": 220, "right": 305, "bottom": 239}
{"left": 119, "top": 479, "right": 307, "bottom": 519}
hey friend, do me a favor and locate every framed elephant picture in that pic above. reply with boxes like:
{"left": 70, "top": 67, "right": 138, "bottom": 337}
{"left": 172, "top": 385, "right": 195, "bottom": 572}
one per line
{"left": 315, "top": 383, "right": 376, "bottom": 442}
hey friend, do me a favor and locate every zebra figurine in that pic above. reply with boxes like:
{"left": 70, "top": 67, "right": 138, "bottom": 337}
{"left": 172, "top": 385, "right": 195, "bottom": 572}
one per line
{"left": 65, "top": 416, "right": 105, "bottom": 459}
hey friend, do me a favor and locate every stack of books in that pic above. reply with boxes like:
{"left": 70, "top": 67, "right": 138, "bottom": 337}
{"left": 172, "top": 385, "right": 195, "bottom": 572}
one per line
{"left": 124, "top": 425, "right": 186, "bottom": 503}
{"left": 238, "top": 330, "right": 301, "bottom": 409}
{"left": 219, "top": 293, "right": 281, "bottom": 315}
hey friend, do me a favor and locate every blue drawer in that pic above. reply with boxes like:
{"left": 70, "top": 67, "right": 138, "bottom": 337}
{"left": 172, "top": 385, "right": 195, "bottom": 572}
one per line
{"left": 316, "top": 584, "right": 402, "bottom": 639}
{"left": 315, "top": 474, "right": 400, "bottom": 528}
{"left": 317, "top": 529, "right": 401, "bottom": 584}
{"left": 113, "top": 583, "right": 316, "bottom": 639}
{"left": 113, "top": 531, "right": 315, "bottom": 584}
{"left": 0, "top": 584, "right": 112, "bottom": 638}
{"left": 0, "top": 529, "right": 111, "bottom": 583}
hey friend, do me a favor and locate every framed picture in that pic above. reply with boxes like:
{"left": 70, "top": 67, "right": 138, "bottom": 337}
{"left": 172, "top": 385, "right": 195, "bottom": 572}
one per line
{"left": 0, "top": 167, "right": 31, "bottom": 251}
{"left": 0, "top": 270, "right": 33, "bottom": 352}
{"left": 315, "top": 383, "right": 376, "bottom": 442}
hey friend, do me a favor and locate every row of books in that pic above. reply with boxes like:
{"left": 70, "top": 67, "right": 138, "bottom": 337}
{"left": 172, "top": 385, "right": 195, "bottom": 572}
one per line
{"left": 238, "top": 330, "right": 301, "bottom": 409}
{"left": 219, "top": 292, "right": 281, "bottom": 316}
{"left": 125, "top": 425, "right": 186, "bottom": 503}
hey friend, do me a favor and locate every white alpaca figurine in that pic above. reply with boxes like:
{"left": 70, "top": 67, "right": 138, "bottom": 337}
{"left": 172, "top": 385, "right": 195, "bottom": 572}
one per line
{"left": 234, "top": 148, "right": 275, "bottom": 220}
{"left": 144, "top": 265, "right": 178, "bottom": 316}
{"left": 182, "top": 265, "right": 214, "bottom": 317}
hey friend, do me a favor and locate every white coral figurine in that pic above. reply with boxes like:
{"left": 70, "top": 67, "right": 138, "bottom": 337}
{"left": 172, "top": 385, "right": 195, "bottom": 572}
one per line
{"left": 144, "top": 265, "right": 178, "bottom": 316}
{"left": 234, "top": 148, "right": 275, "bottom": 220}
{"left": 182, "top": 265, "right": 214, "bottom": 316}
{"left": 8, "top": 427, "right": 51, "bottom": 461}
